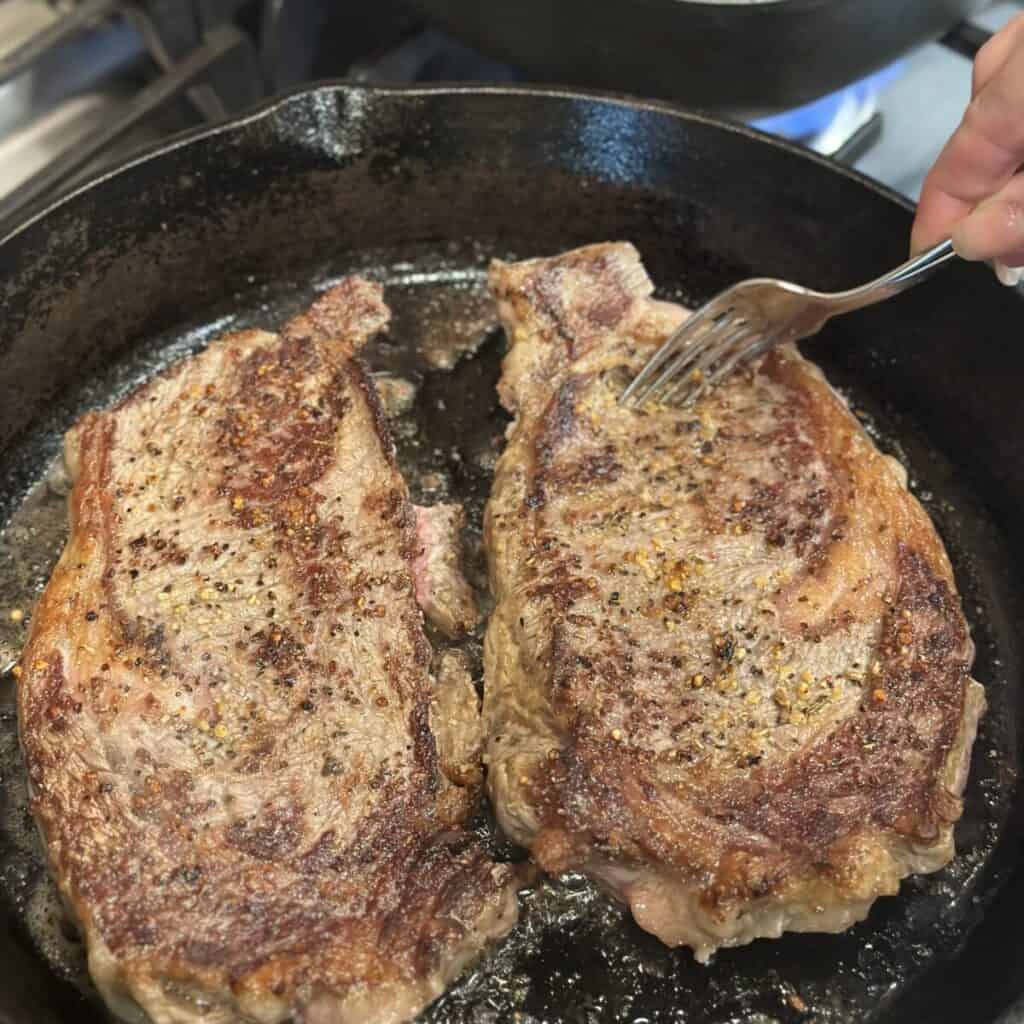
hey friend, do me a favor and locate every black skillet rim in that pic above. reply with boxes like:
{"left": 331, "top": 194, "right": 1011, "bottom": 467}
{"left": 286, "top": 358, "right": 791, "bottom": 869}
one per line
{"left": 0, "top": 78, "right": 921, "bottom": 249}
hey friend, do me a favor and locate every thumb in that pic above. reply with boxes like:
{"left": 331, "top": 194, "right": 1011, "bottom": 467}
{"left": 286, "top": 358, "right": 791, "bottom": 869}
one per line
{"left": 951, "top": 180, "right": 1024, "bottom": 266}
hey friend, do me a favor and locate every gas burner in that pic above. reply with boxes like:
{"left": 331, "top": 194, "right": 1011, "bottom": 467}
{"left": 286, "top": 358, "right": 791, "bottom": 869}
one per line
{"left": 750, "top": 63, "right": 904, "bottom": 164}
{"left": 346, "top": 26, "right": 520, "bottom": 84}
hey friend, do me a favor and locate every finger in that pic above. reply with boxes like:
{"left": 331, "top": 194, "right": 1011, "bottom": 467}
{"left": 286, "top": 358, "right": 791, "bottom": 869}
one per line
{"left": 972, "top": 12, "right": 1024, "bottom": 96}
{"left": 952, "top": 171, "right": 1024, "bottom": 265}
{"left": 912, "top": 129, "right": 1022, "bottom": 254}
{"left": 912, "top": 36, "right": 1024, "bottom": 253}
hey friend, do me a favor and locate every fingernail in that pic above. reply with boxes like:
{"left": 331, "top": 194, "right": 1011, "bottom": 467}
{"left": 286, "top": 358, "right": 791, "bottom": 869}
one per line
{"left": 993, "top": 260, "right": 1024, "bottom": 286}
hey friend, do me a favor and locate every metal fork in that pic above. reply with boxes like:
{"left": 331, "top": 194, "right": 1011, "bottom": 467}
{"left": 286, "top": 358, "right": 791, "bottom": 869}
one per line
{"left": 620, "top": 239, "right": 957, "bottom": 408}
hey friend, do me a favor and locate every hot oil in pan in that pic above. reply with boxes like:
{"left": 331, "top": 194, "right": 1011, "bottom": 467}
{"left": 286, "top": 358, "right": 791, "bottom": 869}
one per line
{"left": 0, "top": 248, "right": 1016, "bottom": 1024}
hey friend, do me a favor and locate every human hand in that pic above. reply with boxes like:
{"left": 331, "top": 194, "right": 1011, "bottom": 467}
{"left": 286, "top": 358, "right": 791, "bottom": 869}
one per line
{"left": 912, "top": 13, "right": 1024, "bottom": 285}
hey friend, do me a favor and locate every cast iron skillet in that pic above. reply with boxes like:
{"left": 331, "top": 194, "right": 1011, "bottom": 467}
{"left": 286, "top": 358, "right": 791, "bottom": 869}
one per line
{"left": 0, "top": 83, "right": 1022, "bottom": 1024}
{"left": 405, "top": 0, "right": 988, "bottom": 117}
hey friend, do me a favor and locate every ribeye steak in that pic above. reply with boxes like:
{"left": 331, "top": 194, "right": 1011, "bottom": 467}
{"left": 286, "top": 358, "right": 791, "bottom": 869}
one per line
{"left": 18, "top": 280, "right": 518, "bottom": 1024}
{"left": 483, "top": 243, "right": 984, "bottom": 960}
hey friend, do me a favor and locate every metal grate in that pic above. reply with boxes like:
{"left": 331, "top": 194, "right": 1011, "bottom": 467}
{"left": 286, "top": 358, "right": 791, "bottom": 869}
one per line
{"left": 0, "top": 0, "right": 262, "bottom": 238}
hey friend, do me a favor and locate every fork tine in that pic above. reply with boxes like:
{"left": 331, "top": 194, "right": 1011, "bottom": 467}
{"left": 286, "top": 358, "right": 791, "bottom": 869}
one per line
{"left": 633, "top": 312, "right": 737, "bottom": 407}
{"left": 614, "top": 301, "right": 720, "bottom": 405}
{"left": 678, "top": 330, "right": 771, "bottom": 406}
{"left": 684, "top": 328, "right": 783, "bottom": 405}
{"left": 660, "top": 322, "right": 757, "bottom": 404}
{"left": 685, "top": 320, "right": 760, "bottom": 381}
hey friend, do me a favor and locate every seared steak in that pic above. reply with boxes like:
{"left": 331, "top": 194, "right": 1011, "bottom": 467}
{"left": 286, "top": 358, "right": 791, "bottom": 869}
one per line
{"left": 483, "top": 244, "right": 984, "bottom": 960}
{"left": 18, "top": 281, "right": 518, "bottom": 1024}
{"left": 412, "top": 504, "right": 480, "bottom": 639}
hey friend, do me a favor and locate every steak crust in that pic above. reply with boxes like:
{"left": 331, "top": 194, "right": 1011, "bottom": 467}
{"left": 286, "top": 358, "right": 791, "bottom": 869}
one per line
{"left": 18, "top": 281, "right": 517, "bottom": 1024}
{"left": 483, "top": 243, "right": 984, "bottom": 960}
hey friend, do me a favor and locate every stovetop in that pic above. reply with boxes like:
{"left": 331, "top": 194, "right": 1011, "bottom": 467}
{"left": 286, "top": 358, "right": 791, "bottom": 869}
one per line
{"left": 860, "top": 2, "right": 1021, "bottom": 199}
{"left": 0, "top": 0, "right": 1021, "bottom": 237}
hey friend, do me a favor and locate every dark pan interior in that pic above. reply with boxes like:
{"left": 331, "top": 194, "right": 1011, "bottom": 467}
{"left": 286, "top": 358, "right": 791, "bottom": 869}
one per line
{"left": 0, "top": 85, "right": 1022, "bottom": 1024}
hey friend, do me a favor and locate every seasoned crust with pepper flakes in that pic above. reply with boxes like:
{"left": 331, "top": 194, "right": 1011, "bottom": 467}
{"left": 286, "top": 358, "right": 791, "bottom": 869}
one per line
{"left": 18, "top": 279, "right": 518, "bottom": 1024}
{"left": 483, "top": 243, "right": 984, "bottom": 961}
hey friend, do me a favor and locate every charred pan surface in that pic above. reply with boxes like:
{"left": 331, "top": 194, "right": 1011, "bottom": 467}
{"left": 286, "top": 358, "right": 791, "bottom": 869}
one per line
{"left": 18, "top": 280, "right": 517, "bottom": 1024}
{"left": 483, "top": 243, "right": 983, "bottom": 960}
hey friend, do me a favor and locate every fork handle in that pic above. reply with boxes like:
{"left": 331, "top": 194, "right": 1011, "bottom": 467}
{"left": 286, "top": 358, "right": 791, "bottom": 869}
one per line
{"left": 831, "top": 239, "right": 956, "bottom": 313}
